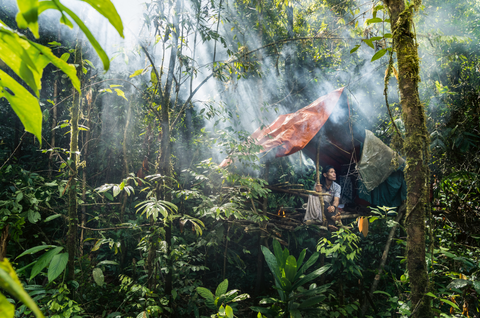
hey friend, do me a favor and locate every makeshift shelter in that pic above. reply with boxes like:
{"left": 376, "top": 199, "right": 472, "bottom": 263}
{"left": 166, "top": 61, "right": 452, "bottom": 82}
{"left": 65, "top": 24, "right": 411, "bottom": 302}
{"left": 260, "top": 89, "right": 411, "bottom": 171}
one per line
{"left": 220, "top": 87, "right": 406, "bottom": 208}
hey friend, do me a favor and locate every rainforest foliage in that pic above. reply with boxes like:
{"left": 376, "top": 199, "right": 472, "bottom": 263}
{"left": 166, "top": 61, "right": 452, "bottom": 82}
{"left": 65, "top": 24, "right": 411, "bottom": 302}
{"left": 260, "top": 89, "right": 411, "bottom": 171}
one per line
{"left": 0, "top": 0, "right": 479, "bottom": 317}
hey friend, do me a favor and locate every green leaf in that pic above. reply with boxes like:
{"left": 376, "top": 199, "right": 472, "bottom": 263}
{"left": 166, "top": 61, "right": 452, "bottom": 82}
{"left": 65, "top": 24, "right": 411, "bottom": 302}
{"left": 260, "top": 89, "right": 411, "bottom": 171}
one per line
{"left": 366, "top": 17, "right": 383, "bottom": 24}
{"left": 0, "top": 69, "right": 42, "bottom": 141}
{"left": 16, "top": 245, "right": 57, "bottom": 259}
{"left": 473, "top": 281, "right": 480, "bottom": 294}
{"left": 272, "top": 239, "right": 284, "bottom": 266}
{"left": 294, "top": 252, "right": 319, "bottom": 281}
{"left": 78, "top": 0, "right": 124, "bottom": 38}
{"left": 97, "top": 260, "right": 119, "bottom": 266}
{"left": 60, "top": 53, "right": 70, "bottom": 61}
{"left": 30, "top": 246, "right": 63, "bottom": 280}
{"left": 196, "top": 287, "right": 216, "bottom": 309}
{"left": 292, "top": 264, "right": 330, "bottom": 290}
{"left": 196, "top": 287, "right": 214, "bottom": 301}
{"left": 0, "top": 30, "right": 40, "bottom": 95}
{"left": 28, "top": 36, "right": 80, "bottom": 93}
{"left": 296, "top": 249, "right": 306, "bottom": 269}
{"left": 371, "top": 49, "right": 387, "bottom": 62}
{"left": 16, "top": 0, "right": 40, "bottom": 38}
{"left": 92, "top": 268, "right": 104, "bottom": 287}
{"left": 112, "top": 185, "right": 121, "bottom": 197}
{"left": 261, "top": 246, "right": 282, "bottom": 283}
{"left": 0, "top": 258, "right": 44, "bottom": 318}
{"left": 114, "top": 88, "right": 128, "bottom": 100}
{"left": 130, "top": 68, "right": 144, "bottom": 78}
{"left": 424, "top": 292, "right": 437, "bottom": 298}
{"left": 373, "top": 290, "right": 391, "bottom": 297}
{"left": 284, "top": 255, "right": 297, "bottom": 283}
{"left": 215, "top": 279, "right": 228, "bottom": 297}
{"left": 47, "top": 252, "right": 68, "bottom": 282}
{"left": 350, "top": 44, "right": 361, "bottom": 54}
{"left": 44, "top": 214, "right": 62, "bottom": 222}
{"left": 104, "top": 192, "right": 114, "bottom": 201}
{"left": 54, "top": 3, "right": 111, "bottom": 71}
{"left": 363, "top": 39, "right": 374, "bottom": 49}
{"left": 225, "top": 305, "right": 234, "bottom": 318}
{"left": 0, "top": 291, "right": 15, "bottom": 318}
{"left": 298, "top": 295, "right": 325, "bottom": 309}
{"left": 446, "top": 279, "right": 470, "bottom": 290}
{"left": 27, "top": 210, "right": 41, "bottom": 224}
{"left": 440, "top": 298, "right": 459, "bottom": 310}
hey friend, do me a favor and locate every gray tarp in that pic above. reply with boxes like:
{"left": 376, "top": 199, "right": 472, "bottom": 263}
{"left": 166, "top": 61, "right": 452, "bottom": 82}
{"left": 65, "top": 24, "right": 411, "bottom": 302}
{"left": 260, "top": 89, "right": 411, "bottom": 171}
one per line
{"left": 357, "top": 130, "right": 405, "bottom": 192}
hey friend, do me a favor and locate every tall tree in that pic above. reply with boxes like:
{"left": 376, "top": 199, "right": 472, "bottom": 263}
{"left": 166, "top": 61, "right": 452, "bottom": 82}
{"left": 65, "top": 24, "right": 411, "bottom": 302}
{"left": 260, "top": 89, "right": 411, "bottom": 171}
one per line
{"left": 382, "top": 0, "right": 431, "bottom": 316}
{"left": 66, "top": 42, "right": 82, "bottom": 281}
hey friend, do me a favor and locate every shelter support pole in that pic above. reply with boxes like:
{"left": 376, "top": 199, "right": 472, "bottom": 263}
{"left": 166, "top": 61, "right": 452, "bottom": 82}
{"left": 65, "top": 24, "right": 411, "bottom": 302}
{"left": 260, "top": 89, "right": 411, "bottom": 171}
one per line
{"left": 316, "top": 138, "right": 328, "bottom": 284}
{"left": 360, "top": 203, "right": 406, "bottom": 317}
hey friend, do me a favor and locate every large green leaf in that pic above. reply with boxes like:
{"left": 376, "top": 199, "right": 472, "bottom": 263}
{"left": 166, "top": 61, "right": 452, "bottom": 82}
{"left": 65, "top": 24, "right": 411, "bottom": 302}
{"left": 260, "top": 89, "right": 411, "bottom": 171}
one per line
{"left": 16, "top": 245, "right": 57, "bottom": 259}
{"left": 284, "top": 255, "right": 297, "bottom": 283}
{"left": 273, "top": 239, "right": 284, "bottom": 267}
{"left": 225, "top": 305, "right": 234, "bottom": 318}
{"left": 0, "top": 29, "right": 40, "bottom": 95}
{"left": 15, "top": 0, "right": 40, "bottom": 38}
{"left": 261, "top": 245, "right": 281, "bottom": 283}
{"left": 55, "top": 3, "right": 109, "bottom": 71}
{"left": 294, "top": 252, "right": 319, "bottom": 281}
{"left": 47, "top": 252, "right": 68, "bottom": 282}
{"left": 446, "top": 279, "right": 470, "bottom": 290}
{"left": 196, "top": 287, "right": 214, "bottom": 301}
{"left": 215, "top": 279, "right": 228, "bottom": 297}
{"left": 30, "top": 246, "right": 63, "bottom": 280}
{"left": 296, "top": 249, "right": 306, "bottom": 269}
{"left": 297, "top": 295, "right": 325, "bottom": 309}
{"left": 92, "top": 268, "right": 104, "bottom": 287}
{"left": 38, "top": 0, "right": 110, "bottom": 71}
{"left": 27, "top": 40, "right": 80, "bottom": 92}
{"left": 0, "top": 258, "right": 44, "bottom": 318}
{"left": 292, "top": 265, "right": 330, "bottom": 290}
{"left": 79, "top": 0, "right": 124, "bottom": 38}
{"left": 0, "top": 292, "right": 14, "bottom": 318}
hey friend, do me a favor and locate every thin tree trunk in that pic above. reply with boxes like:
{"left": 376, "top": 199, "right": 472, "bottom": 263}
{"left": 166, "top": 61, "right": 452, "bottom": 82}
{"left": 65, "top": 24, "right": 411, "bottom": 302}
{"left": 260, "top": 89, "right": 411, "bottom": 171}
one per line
{"left": 0, "top": 226, "right": 9, "bottom": 261}
{"left": 67, "top": 42, "right": 82, "bottom": 281}
{"left": 147, "top": 0, "right": 181, "bottom": 294}
{"left": 79, "top": 90, "right": 92, "bottom": 258}
{"left": 382, "top": 0, "right": 430, "bottom": 316}
{"left": 360, "top": 204, "right": 406, "bottom": 316}
{"left": 120, "top": 99, "right": 132, "bottom": 269}
{"left": 48, "top": 29, "right": 60, "bottom": 178}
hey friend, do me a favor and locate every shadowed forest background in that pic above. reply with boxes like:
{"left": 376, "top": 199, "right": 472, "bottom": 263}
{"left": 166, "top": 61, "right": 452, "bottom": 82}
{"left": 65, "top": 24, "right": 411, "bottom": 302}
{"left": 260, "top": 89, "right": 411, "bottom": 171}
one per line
{"left": 0, "top": 0, "right": 479, "bottom": 317}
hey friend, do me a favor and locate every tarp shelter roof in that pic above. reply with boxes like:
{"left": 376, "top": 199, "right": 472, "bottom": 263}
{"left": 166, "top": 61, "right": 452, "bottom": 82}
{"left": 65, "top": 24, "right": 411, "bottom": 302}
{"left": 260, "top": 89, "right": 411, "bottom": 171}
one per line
{"left": 220, "top": 87, "right": 363, "bottom": 171}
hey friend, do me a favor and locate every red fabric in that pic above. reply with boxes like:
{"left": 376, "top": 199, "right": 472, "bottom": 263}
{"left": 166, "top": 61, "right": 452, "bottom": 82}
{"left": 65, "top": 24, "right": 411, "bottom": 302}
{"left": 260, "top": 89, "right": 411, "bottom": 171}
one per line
{"left": 220, "top": 87, "right": 345, "bottom": 167}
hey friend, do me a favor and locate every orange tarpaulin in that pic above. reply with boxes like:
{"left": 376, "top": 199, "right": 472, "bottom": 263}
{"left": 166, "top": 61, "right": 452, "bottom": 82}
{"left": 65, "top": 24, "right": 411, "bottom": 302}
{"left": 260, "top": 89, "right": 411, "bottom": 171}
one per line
{"left": 220, "top": 87, "right": 345, "bottom": 167}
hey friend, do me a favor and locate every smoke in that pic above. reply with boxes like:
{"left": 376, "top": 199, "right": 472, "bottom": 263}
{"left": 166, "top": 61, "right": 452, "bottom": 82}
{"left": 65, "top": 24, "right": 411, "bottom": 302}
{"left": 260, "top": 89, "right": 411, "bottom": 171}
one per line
{"left": 1, "top": 0, "right": 469, "bottom": 176}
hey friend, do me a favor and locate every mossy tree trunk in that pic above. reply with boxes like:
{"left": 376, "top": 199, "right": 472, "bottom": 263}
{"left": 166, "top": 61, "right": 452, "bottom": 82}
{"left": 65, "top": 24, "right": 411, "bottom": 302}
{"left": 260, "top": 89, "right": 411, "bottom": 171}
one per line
{"left": 67, "top": 42, "right": 82, "bottom": 281}
{"left": 383, "top": 0, "right": 431, "bottom": 316}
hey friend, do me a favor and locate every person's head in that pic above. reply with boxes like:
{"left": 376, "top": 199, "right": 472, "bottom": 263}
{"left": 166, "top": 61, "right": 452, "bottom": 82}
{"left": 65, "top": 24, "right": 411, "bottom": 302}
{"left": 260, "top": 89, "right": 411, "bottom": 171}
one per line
{"left": 322, "top": 165, "right": 336, "bottom": 182}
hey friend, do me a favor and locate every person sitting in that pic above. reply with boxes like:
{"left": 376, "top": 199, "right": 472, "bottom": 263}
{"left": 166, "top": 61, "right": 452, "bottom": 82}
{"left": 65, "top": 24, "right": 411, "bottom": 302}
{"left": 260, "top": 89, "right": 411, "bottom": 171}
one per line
{"left": 320, "top": 165, "right": 342, "bottom": 230}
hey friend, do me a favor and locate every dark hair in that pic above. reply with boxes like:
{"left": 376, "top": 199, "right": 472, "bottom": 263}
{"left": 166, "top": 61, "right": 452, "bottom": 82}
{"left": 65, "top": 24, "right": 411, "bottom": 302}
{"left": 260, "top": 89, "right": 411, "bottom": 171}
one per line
{"left": 320, "top": 165, "right": 335, "bottom": 187}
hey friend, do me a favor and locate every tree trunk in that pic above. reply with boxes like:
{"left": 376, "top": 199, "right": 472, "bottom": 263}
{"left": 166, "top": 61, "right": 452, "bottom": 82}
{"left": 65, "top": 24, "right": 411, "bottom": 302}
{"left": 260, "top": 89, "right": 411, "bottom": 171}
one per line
{"left": 67, "top": 42, "right": 82, "bottom": 281}
{"left": 382, "top": 0, "right": 430, "bottom": 316}
{"left": 48, "top": 29, "right": 60, "bottom": 179}
{"left": 79, "top": 89, "right": 92, "bottom": 258}
{"left": 120, "top": 99, "right": 132, "bottom": 269}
